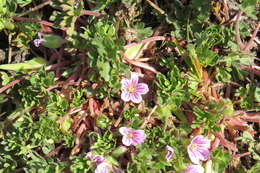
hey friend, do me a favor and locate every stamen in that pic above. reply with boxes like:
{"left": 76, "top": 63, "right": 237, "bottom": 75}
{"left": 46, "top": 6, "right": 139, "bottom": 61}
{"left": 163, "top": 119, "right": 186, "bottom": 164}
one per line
{"left": 127, "top": 132, "right": 134, "bottom": 138}
{"left": 191, "top": 143, "right": 198, "bottom": 150}
{"left": 128, "top": 85, "right": 136, "bottom": 93}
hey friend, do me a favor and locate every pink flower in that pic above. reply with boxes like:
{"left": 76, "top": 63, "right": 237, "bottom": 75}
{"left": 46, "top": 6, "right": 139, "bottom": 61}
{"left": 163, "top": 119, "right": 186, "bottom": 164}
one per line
{"left": 86, "top": 152, "right": 123, "bottom": 173}
{"left": 121, "top": 72, "right": 149, "bottom": 103}
{"left": 165, "top": 145, "right": 174, "bottom": 162}
{"left": 33, "top": 32, "right": 45, "bottom": 47}
{"left": 187, "top": 135, "right": 211, "bottom": 164}
{"left": 95, "top": 162, "right": 110, "bottom": 173}
{"left": 86, "top": 152, "right": 105, "bottom": 165}
{"left": 185, "top": 165, "right": 204, "bottom": 173}
{"left": 33, "top": 38, "right": 45, "bottom": 47}
{"left": 119, "top": 127, "right": 146, "bottom": 146}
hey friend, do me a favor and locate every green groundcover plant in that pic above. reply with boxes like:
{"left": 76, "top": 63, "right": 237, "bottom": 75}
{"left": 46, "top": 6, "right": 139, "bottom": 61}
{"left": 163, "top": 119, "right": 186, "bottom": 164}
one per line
{"left": 0, "top": 0, "right": 259, "bottom": 173}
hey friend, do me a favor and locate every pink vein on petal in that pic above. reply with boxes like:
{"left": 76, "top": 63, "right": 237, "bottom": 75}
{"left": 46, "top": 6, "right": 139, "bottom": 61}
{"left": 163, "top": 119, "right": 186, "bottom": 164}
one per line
{"left": 121, "top": 91, "right": 131, "bottom": 102}
{"left": 130, "top": 93, "right": 142, "bottom": 103}
{"left": 121, "top": 78, "right": 130, "bottom": 90}
{"left": 130, "top": 72, "right": 139, "bottom": 85}
{"left": 136, "top": 83, "right": 149, "bottom": 94}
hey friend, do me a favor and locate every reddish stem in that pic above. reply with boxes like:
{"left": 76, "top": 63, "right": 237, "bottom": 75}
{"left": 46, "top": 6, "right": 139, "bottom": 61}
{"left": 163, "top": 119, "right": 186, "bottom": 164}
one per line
{"left": 0, "top": 75, "right": 30, "bottom": 94}
{"left": 46, "top": 61, "right": 71, "bottom": 71}
{"left": 80, "top": 10, "right": 102, "bottom": 17}
{"left": 235, "top": 11, "right": 245, "bottom": 50}
{"left": 240, "top": 65, "right": 260, "bottom": 77}
{"left": 121, "top": 52, "right": 158, "bottom": 73}
{"left": 243, "top": 20, "right": 260, "bottom": 51}
{"left": 13, "top": 16, "right": 67, "bottom": 31}
{"left": 0, "top": 61, "right": 71, "bottom": 94}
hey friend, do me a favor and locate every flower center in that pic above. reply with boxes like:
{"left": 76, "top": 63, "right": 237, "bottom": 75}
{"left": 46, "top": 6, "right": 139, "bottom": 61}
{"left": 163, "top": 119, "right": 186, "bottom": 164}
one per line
{"left": 127, "top": 85, "right": 136, "bottom": 93}
{"left": 190, "top": 143, "right": 198, "bottom": 150}
{"left": 127, "top": 132, "right": 134, "bottom": 139}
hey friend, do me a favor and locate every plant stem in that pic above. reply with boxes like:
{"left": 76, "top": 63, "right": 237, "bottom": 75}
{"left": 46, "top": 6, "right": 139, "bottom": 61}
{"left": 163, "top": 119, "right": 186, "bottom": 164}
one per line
{"left": 18, "top": 0, "right": 51, "bottom": 17}
{"left": 12, "top": 16, "right": 67, "bottom": 31}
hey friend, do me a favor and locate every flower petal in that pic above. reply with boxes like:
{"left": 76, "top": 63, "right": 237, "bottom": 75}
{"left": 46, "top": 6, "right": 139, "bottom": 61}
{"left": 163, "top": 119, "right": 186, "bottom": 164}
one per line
{"left": 93, "top": 155, "right": 105, "bottom": 165}
{"left": 185, "top": 165, "right": 204, "bottom": 173}
{"left": 193, "top": 135, "right": 210, "bottom": 149}
{"left": 188, "top": 135, "right": 211, "bottom": 164}
{"left": 136, "top": 83, "right": 149, "bottom": 95}
{"left": 131, "top": 130, "right": 146, "bottom": 145}
{"left": 34, "top": 39, "right": 45, "bottom": 47}
{"left": 121, "top": 78, "right": 130, "bottom": 90}
{"left": 193, "top": 135, "right": 210, "bottom": 148}
{"left": 119, "top": 127, "right": 130, "bottom": 136}
{"left": 187, "top": 146, "right": 200, "bottom": 164}
{"left": 121, "top": 91, "right": 131, "bottom": 102}
{"left": 95, "top": 162, "right": 110, "bottom": 173}
{"left": 130, "top": 72, "right": 139, "bottom": 85}
{"left": 122, "top": 136, "right": 132, "bottom": 146}
{"left": 165, "top": 145, "right": 174, "bottom": 162}
{"left": 130, "top": 93, "right": 142, "bottom": 103}
{"left": 86, "top": 152, "right": 93, "bottom": 159}
{"left": 195, "top": 147, "right": 210, "bottom": 161}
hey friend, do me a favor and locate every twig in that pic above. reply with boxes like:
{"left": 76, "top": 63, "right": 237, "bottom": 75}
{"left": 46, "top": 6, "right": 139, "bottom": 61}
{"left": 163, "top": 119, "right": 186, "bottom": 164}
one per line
{"left": 8, "top": 34, "right": 12, "bottom": 64}
{"left": 80, "top": 10, "right": 102, "bottom": 17}
{"left": 45, "top": 60, "right": 71, "bottom": 71}
{"left": 121, "top": 52, "right": 158, "bottom": 73}
{"left": 243, "top": 21, "right": 260, "bottom": 51}
{"left": 235, "top": 11, "right": 245, "bottom": 50}
{"left": 223, "top": 0, "right": 230, "bottom": 21}
{"left": 114, "top": 103, "right": 127, "bottom": 127}
{"left": 233, "top": 152, "right": 251, "bottom": 159}
{"left": 45, "top": 144, "right": 64, "bottom": 158}
{"left": 77, "top": 17, "right": 88, "bottom": 27}
{"left": 252, "top": 36, "right": 260, "bottom": 45}
{"left": 223, "top": 12, "right": 239, "bottom": 26}
{"left": 234, "top": 10, "right": 260, "bottom": 51}
{"left": 0, "top": 60, "right": 71, "bottom": 94}
{"left": 252, "top": 65, "right": 260, "bottom": 70}
{"left": 0, "top": 75, "right": 30, "bottom": 94}
{"left": 240, "top": 65, "right": 260, "bottom": 77}
{"left": 19, "top": 0, "right": 51, "bottom": 17}
{"left": 241, "top": 112, "right": 260, "bottom": 123}
{"left": 141, "top": 105, "right": 157, "bottom": 129}
{"left": 145, "top": 0, "right": 165, "bottom": 14}
{"left": 63, "top": 65, "right": 81, "bottom": 89}
{"left": 12, "top": 16, "right": 67, "bottom": 31}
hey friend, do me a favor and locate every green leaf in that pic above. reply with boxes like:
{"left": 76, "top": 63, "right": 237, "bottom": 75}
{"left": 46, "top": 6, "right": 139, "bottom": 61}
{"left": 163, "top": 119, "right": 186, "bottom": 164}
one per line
{"left": 235, "top": 84, "right": 259, "bottom": 110}
{"left": 16, "top": 0, "right": 32, "bottom": 6}
{"left": 97, "top": 60, "right": 111, "bottom": 81}
{"left": 255, "top": 87, "right": 260, "bottom": 102}
{"left": 212, "top": 148, "right": 231, "bottom": 173}
{"left": 133, "top": 23, "right": 153, "bottom": 42}
{"left": 0, "top": 71, "right": 11, "bottom": 85}
{"left": 239, "top": 0, "right": 259, "bottom": 20}
{"left": 216, "top": 67, "right": 232, "bottom": 83}
{"left": 60, "top": 117, "right": 72, "bottom": 134}
{"left": 0, "top": 57, "right": 47, "bottom": 71}
{"left": 185, "top": 44, "right": 203, "bottom": 81}
{"left": 248, "top": 162, "right": 260, "bottom": 173}
{"left": 96, "top": 114, "right": 111, "bottom": 129}
{"left": 155, "top": 105, "right": 172, "bottom": 119}
{"left": 42, "top": 35, "right": 66, "bottom": 49}
{"left": 124, "top": 43, "right": 144, "bottom": 60}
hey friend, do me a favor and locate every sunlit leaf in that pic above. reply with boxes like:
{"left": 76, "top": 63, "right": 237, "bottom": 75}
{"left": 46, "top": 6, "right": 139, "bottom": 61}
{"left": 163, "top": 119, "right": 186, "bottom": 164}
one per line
{"left": 0, "top": 57, "right": 47, "bottom": 71}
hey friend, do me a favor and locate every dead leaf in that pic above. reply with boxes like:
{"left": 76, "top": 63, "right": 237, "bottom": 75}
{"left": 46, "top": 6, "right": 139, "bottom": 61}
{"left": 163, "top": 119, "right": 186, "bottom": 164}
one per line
{"left": 214, "top": 132, "right": 238, "bottom": 152}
